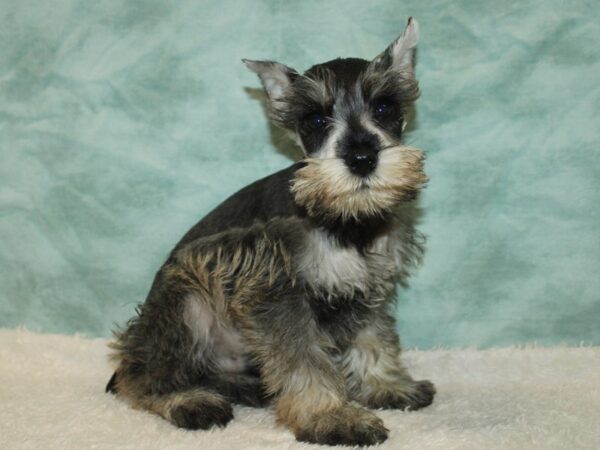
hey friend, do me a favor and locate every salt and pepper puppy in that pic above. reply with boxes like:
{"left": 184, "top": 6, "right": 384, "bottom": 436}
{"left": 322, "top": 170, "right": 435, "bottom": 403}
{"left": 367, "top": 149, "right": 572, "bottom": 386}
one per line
{"left": 106, "top": 17, "right": 434, "bottom": 446}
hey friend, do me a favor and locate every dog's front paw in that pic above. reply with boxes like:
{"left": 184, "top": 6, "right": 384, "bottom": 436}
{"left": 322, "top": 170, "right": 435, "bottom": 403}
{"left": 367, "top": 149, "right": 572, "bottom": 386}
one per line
{"left": 295, "top": 404, "right": 388, "bottom": 446}
{"left": 367, "top": 379, "right": 436, "bottom": 411}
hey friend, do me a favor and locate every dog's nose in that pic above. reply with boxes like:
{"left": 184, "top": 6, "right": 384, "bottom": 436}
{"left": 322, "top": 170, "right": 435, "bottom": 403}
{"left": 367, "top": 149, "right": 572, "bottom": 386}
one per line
{"left": 344, "top": 149, "right": 378, "bottom": 177}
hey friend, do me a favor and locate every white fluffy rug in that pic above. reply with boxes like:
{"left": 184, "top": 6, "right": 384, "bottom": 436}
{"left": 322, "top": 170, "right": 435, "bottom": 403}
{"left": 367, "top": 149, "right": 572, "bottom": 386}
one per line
{"left": 1, "top": 329, "right": 599, "bottom": 449}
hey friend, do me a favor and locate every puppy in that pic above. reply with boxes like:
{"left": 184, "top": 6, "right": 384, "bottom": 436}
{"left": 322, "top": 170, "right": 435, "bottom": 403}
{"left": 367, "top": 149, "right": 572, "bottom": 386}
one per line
{"left": 107, "top": 17, "right": 434, "bottom": 446}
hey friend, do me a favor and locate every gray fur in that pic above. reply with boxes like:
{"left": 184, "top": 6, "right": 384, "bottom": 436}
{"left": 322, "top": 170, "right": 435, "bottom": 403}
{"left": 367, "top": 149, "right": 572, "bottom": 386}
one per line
{"left": 107, "top": 17, "right": 434, "bottom": 447}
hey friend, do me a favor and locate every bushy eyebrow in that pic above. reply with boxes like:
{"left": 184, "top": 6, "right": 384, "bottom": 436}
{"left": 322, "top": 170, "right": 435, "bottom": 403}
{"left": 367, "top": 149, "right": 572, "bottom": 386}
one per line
{"left": 360, "top": 69, "right": 420, "bottom": 107}
{"left": 273, "top": 74, "right": 335, "bottom": 128}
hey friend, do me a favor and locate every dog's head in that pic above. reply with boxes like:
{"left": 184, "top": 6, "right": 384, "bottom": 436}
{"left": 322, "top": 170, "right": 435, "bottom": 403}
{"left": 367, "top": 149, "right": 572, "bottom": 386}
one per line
{"left": 245, "top": 18, "right": 427, "bottom": 223}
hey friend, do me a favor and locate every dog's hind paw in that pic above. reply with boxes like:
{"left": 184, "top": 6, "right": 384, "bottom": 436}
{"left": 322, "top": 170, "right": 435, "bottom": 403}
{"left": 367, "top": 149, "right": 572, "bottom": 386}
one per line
{"left": 169, "top": 396, "right": 233, "bottom": 430}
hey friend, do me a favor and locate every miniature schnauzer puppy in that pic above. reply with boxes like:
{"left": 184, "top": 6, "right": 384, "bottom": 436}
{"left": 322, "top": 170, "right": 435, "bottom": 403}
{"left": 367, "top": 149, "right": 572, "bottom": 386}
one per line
{"left": 106, "top": 17, "right": 434, "bottom": 446}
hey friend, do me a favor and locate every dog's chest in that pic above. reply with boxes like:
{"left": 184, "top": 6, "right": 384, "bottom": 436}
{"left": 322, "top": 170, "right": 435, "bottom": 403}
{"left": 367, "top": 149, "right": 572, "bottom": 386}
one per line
{"left": 298, "top": 229, "right": 400, "bottom": 299}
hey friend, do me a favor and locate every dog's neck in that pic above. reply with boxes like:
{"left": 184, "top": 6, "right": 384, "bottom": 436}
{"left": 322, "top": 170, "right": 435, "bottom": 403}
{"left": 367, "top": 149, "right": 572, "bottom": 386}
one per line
{"left": 316, "top": 213, "right": 393, "bottom": 251}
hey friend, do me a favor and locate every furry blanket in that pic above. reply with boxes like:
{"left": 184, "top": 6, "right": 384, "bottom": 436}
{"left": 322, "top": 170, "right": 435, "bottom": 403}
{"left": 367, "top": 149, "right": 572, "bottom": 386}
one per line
{"left": 2, "top": 329, "right": 598, "bottom": 449}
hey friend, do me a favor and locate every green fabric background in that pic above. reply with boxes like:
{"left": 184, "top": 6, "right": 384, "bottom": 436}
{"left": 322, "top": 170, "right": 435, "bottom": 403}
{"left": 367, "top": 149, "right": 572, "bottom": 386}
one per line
{"left": 1, "top": 0, "right": 599, "bottom": 348}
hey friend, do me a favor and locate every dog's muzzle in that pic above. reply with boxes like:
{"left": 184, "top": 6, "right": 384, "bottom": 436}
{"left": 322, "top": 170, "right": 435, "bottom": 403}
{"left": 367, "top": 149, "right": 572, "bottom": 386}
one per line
{"left": 344, "top": 148, "right": 378, "bottom": 177}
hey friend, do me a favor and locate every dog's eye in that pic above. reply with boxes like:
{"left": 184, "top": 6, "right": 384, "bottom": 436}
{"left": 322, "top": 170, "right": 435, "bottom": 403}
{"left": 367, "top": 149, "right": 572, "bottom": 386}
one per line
{"left": 373, "top": 98, "right": 396, "bottom": 119}
{"left": 305, "top": 112, "right": 327, "bottom": 130}
{"left": 373, "top": 100, "right": 392, "bottom": 117}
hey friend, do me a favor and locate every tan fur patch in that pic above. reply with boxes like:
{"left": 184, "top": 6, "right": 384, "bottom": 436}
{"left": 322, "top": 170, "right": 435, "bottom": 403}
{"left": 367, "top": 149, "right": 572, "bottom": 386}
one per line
{"left": 275, "top": 366, "right": 345, "bottom": 429}
{"left": 164, "top": 226, "right": 295, "bottom": 315}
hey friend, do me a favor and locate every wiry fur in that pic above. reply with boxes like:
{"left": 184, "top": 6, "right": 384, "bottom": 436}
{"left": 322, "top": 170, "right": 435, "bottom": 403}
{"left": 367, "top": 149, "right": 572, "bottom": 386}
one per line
{"left": 107, "top": 17, "right": 435, "bottom": 447}
{"left": 291, "top": 145, "right": 427, "bottom": 222}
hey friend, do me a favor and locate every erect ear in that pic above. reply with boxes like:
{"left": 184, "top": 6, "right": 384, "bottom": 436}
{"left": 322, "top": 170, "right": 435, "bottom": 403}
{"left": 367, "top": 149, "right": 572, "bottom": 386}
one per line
{"left": 372, "top": 17, "right": 419, "bottom": 76}
{"left": 243, "top": 59, "right": 299, "bottom": 101}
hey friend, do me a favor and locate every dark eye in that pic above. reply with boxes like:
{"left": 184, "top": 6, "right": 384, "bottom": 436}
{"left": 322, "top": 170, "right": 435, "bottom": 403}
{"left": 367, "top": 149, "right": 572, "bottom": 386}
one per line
{"left": 373, "top": 99, "right": 394, "bottom": 118}
{"left": 305, "top": 112, "right": 327, "bottom": 130}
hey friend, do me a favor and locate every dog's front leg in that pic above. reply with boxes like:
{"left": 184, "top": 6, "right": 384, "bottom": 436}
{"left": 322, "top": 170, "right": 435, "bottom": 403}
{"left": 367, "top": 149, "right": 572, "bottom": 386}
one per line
{"left": 244, "top": 291, "right": 389, "bottom": 446}
{"left": 342, "top": 311, "right": 435, "bottom": 411}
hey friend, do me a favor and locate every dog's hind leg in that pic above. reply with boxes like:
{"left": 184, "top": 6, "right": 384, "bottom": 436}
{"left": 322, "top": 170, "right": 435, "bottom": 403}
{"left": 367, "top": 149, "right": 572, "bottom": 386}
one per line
{"left": 108, "top": 268, "right": 234, "bottom": 430}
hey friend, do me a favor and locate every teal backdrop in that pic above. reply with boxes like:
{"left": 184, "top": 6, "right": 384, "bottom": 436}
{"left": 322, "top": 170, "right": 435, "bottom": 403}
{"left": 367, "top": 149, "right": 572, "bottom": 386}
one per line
{"left": 1, "top": 0, "right": 599, "bottom": 348}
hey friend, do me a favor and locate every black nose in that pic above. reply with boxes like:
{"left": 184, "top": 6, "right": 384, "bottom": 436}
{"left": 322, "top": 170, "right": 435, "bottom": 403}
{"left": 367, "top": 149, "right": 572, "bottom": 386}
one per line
{"left": 344, "top": 149, "right": 378, "bottom": 177}
{"left": 341, "top": 129, "right": 380, "bottom": 177}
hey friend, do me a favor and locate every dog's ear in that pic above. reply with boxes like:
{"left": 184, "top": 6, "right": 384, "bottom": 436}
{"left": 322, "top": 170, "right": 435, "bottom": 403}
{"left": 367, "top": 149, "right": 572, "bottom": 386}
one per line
{"left": 243, "top": 59, "right": 299, "bottom": 101}
{"left": 371, "top": 17, "right": 419, "bottom": 77}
